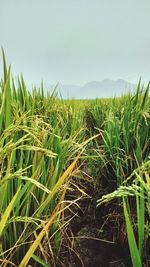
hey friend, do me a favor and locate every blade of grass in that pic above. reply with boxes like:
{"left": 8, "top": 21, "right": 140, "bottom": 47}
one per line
{"left": 123, "top": 198, "right": 142, "bottom": 267}
{"left": 0, "top": 187, "right": 21, "bottom": 237}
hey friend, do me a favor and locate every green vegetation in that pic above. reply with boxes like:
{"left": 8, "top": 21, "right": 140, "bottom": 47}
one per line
{"left": 0, "top": 52, "right": 150, "bottom": 266}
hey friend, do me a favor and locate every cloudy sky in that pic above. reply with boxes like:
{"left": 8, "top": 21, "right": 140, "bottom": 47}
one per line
{"left": 0, "top": 0, "right": 150, "bottom": 85}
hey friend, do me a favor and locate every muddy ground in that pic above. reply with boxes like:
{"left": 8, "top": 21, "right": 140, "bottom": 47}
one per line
{"left": 59, "top": 178, "right": 135, "bottom": 267}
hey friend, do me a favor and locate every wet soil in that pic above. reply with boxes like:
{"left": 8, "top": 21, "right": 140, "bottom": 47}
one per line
{"left": 59, "top": 178, "right": 134, "bottom": 267}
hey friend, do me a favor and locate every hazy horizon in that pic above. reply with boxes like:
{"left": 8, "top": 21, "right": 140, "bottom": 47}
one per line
{"left": 0, "top": 0, "right": 150, "bottom": 88}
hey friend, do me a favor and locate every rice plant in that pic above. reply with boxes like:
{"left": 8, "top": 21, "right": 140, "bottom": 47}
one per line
{"left": 0, "top": 52, "right": 87, "bottom": 266}
{"left": 0, "top": 50, "right": 150, "bottom": 266}
{"left": 97, "top": 160, "right": 150, "bottom": 266}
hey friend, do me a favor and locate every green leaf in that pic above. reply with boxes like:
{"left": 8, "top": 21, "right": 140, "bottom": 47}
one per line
{"left": 123, "top": 198, "right": 142, "bottom": 267}
{"left": 0, "top": 187, "right": 21, "bottom": 237}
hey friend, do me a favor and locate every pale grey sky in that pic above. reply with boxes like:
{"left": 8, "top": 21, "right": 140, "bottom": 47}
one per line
{"left": 0, "top": 0, "right": 150, "bottom": 85}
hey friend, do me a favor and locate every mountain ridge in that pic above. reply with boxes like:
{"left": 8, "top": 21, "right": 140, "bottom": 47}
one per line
{"left": 53, "top": 79, "right": 135, "bottom": 99}
{"left": 31, "top": 79, "right": 135, "bottom": 99}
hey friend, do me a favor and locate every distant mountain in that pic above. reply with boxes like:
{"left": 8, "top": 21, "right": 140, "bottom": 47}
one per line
{"left": 44, "top": 79, "right": 135, "bottom": 99}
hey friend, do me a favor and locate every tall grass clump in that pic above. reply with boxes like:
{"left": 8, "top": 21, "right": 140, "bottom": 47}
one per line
{"left": 96, "top": 84, "right": 150, "bottom": 266}
{"left": 0, "top": 50, "right": 150, "bottom": 266}
{"left": 93, "top": 83, "right": 150, "bottom": 186}
{"left": 0, "top": 52, "right": 87, "bottom": 267}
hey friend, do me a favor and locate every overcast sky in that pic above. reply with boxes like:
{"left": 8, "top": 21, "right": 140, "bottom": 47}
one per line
{"left": 0, "top": 0, "right": 150, "bottom": 85}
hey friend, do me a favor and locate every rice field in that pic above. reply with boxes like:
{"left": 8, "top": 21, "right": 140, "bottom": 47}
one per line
{"left": 0, "top": 51, "right": 150, "bottom": 267}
